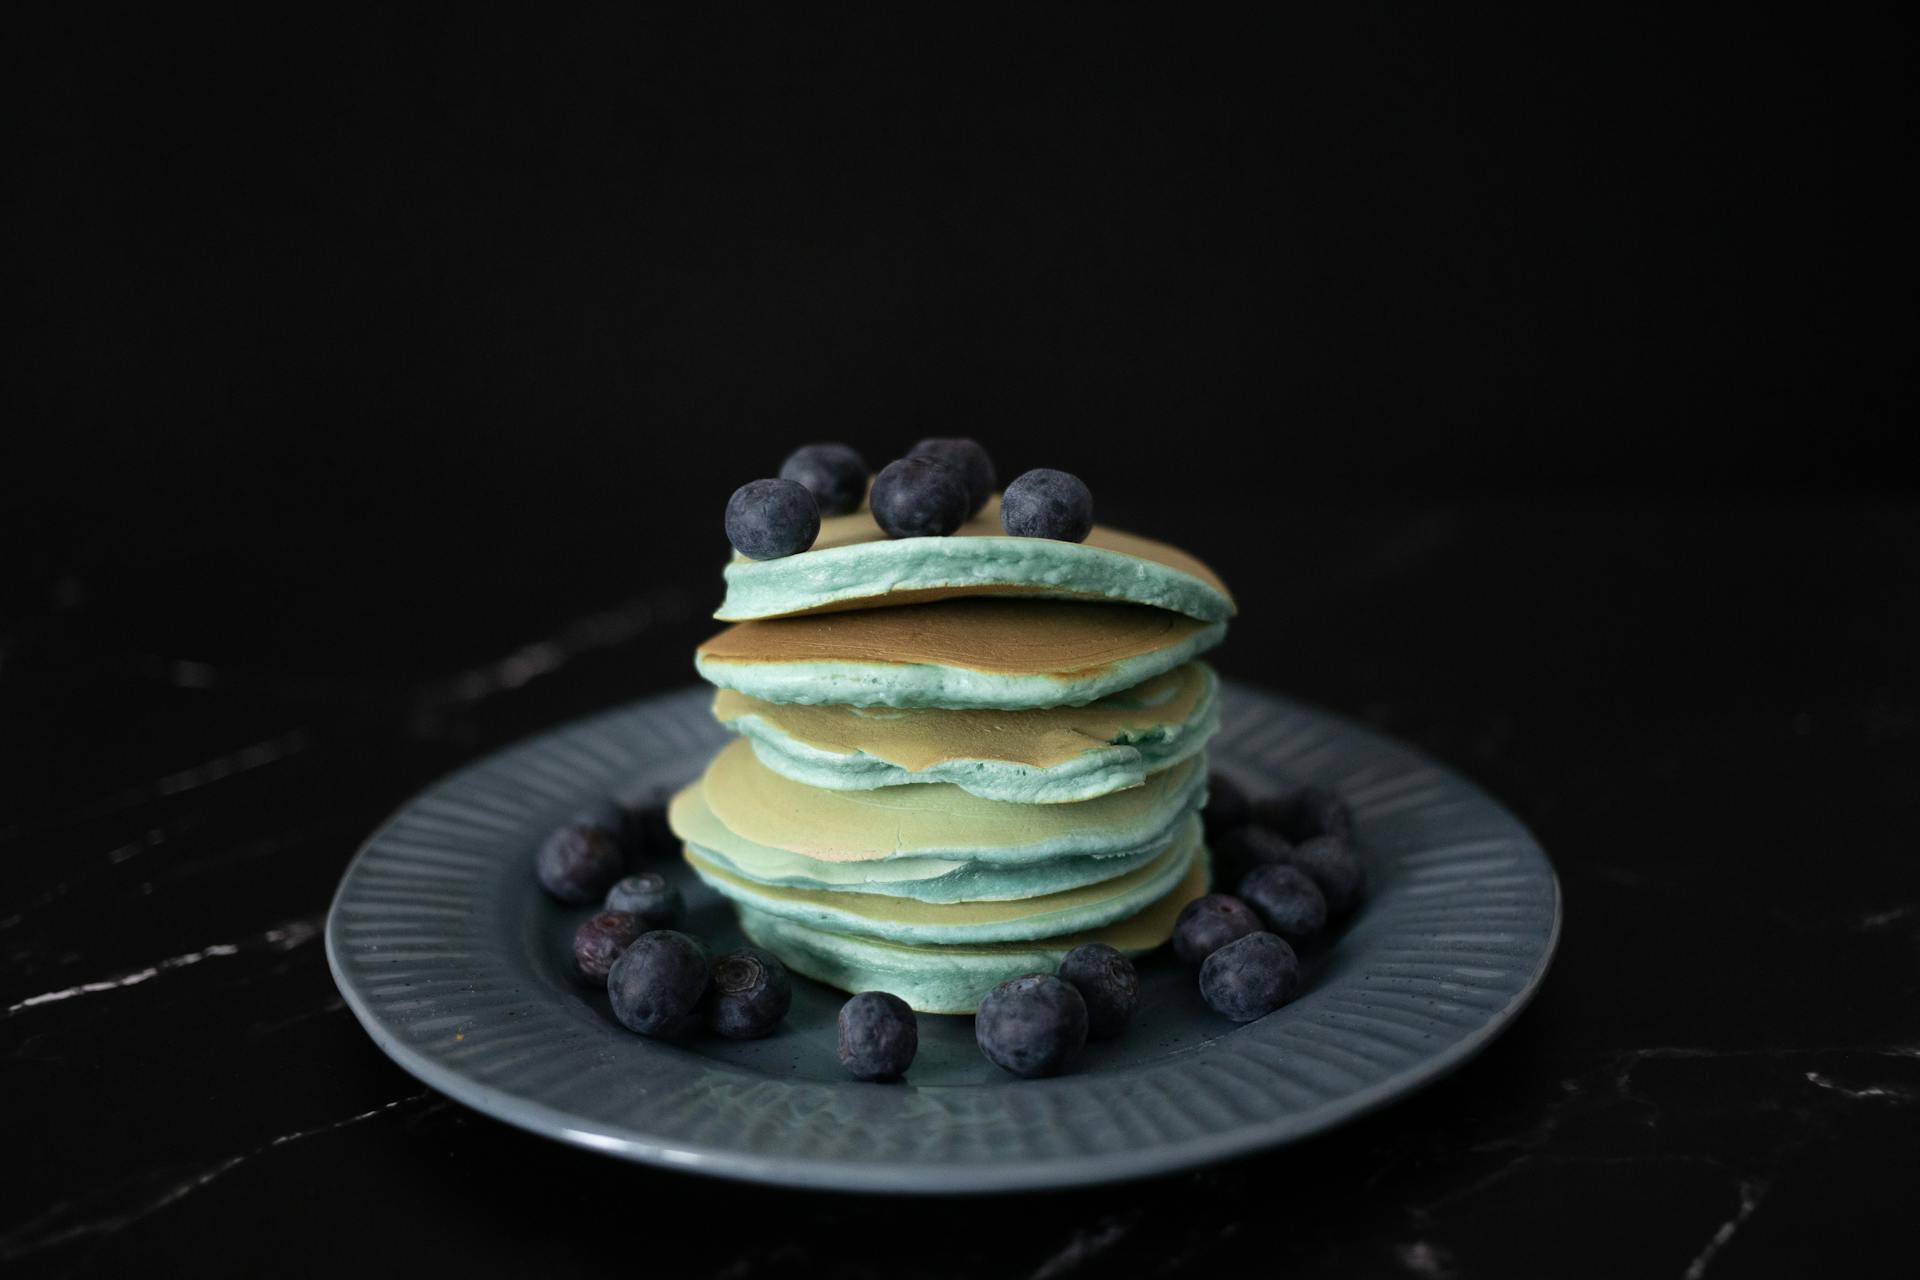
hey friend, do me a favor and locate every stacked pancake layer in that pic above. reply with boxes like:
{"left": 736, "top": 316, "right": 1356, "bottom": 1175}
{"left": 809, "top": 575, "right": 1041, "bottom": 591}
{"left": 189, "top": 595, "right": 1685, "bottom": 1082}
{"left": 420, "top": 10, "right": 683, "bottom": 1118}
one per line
{"left": 671, "top": 501, "right": 1233, "bottom": 1014}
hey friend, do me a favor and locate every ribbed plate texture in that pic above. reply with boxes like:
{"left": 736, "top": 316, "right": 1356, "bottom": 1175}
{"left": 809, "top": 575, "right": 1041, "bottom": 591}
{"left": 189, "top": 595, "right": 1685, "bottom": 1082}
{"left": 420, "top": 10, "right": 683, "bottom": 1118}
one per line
{"left": 327, "top": 682, "right": 1560, "bottom": 1192}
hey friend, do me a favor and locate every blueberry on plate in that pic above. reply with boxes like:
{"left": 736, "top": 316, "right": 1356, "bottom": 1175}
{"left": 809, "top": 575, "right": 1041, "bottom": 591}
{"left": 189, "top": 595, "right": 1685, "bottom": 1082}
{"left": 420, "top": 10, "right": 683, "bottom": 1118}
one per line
{"left": 975, "top": 973, "right": 1088, "bottom": 1078}
{"left": 1202, "top": 770, "right": 1251, "bottom": 842}
{"left": 704, "top": 946, "right": 792, "bottom": 1040}
{"left": 606, "top": 930, "right": 709, "bottom": 1038}
{"left": 1215, "top": 824, "right": 1292, "bottom": 885}
{"left": 837, "top": 991, "right": 918, "bottom": 1080}
{"left": 1236, "top": 863, "right": 1327, "bottom": 945}
{"left": 604, "top": 871, "right": 685, "bottom": 930}
{"left": 535, "top": 821, "right": 624, "bottom": 905}
{"left": 1000, "top": 468, "right": 1093, "bottom": 543}
{"left": 1290, "top": 835, "right": 1367, "bottom": 915}
{"left": 1258, "top": 785, "right": 1354, "bottom": 843}
{"left": 1171, "top": 893, "right": 1263, "bottom": 965}
{"left": 908, "top": 437, "right": 996, "bottom": 516}
{"left": 870, "top": 455, "right": 970, "bottom": 538}
{"left": 1199, "top": 931, "right": 1301, "bottom": 1022}
{"left": 1057, "top": 942, "right": 1139, "bottom": 1040}
{"left": 571, "top": 796, "right": 645, "bottom": 860}
{"left": 571, "top": 910, "right": 643, "bottom": 986}
{"left": 1295, "top": 786, "right": 1356, "bottom": 841}
{"left": 725, "top": 477, "right": 821, "bottom": 560}
{"left": 779, "top": 442, "right": 869, "bottom": 516}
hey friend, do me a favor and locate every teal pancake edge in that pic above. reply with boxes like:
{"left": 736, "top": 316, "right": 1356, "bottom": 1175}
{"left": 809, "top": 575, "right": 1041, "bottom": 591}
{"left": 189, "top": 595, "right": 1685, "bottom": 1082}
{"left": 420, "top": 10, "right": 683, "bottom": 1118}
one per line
{"left": 721, "top": 665, "right": 1221, "bottom": 803}
{"left": 689, "top": 821, "right": 1203, "bottom": 947}
{"left": 716, "top": 535, "right": 1235, "bottom": 624}
{"left": 694, "top": 619, "right": 1227, "bottom": 710}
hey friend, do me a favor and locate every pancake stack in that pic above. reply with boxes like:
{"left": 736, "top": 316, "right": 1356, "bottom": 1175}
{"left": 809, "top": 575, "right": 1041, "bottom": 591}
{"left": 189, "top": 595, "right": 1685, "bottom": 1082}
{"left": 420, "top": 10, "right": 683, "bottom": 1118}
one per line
{"left": 669, "top": 494, "right": 1236, "bottom": 1014}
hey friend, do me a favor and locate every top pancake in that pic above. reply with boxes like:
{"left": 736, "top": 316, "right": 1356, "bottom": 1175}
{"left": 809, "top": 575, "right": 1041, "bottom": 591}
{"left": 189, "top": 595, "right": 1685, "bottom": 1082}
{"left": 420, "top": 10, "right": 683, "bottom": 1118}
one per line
{"left": 717, "top": 495, "right": 1235, "bottom": 623}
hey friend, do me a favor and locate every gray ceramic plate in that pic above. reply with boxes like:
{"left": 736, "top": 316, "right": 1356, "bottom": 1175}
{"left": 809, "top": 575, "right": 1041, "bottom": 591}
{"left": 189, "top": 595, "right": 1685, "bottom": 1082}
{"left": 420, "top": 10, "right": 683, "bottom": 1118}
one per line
{"left": 327, "top": 682, "right": 1559, "bottom": 1193}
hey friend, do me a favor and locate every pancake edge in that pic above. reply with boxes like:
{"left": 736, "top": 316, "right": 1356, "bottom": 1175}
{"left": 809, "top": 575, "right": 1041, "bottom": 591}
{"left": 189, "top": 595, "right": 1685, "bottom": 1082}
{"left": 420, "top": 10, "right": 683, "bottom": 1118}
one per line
{"left": 720, "top": 664, "right": 1221, "bottom": 803}
{"left": 693, "top": 619, "right": 1227, "bottom": 710}
{"left": 685, "top": 819, "right": 1202, "bottom": 946}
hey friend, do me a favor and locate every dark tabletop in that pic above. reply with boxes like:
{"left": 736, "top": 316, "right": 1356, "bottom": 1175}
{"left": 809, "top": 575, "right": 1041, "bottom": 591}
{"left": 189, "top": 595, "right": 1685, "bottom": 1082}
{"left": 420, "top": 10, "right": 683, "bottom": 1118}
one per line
{"left": 4, "top": 494, "right": 1915, "bottom": 1278}
{"left": 5, "top": 6, "right": 1908, "bottom": 1276}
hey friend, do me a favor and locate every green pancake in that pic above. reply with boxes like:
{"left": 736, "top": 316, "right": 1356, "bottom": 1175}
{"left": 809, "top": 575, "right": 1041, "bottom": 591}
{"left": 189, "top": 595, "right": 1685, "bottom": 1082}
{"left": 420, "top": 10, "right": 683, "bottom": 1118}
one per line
{"left": 695, "top": 737, "right": 1206, "bottom": 864}
{"left": 711, "top": 662, "right": 1220, "bottom": 803}
{"left": 685, "top": 818, "right": 1202, "bottom": 946}
{"left": 667, "top": 743, "right": 1207, "bottom": 902}
{"left": 716, "top": 495, "right": 1235, "bottom": 623}
{"left": 696, "top": 598, "right": 1227, "bottom": 710}
{"left": 676, "top": 810, "right": 1176, "bottom": 904}
{"left": 735, "top": 848, "right": 1212, "bottom": 1014}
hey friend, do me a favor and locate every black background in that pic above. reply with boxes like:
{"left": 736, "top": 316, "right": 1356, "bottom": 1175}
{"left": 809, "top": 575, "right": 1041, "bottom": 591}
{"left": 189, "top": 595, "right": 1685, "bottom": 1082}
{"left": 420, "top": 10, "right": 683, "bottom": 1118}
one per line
{"left": 3, "top": 6, "right": 1914, "bottom": 1278}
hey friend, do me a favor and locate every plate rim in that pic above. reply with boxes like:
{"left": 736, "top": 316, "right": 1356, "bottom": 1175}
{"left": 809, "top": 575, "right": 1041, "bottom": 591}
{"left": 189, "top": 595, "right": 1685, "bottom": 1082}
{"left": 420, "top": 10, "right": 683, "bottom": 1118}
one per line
{"left": 327, "top": 682, "right": 1562, "bottom": 1194}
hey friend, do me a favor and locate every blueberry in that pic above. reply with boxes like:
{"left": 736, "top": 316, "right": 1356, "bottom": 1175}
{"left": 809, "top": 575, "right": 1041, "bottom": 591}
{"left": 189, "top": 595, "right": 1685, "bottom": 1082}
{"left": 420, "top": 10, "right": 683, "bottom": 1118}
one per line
{"left": 1057, "top": 942, "right": 1138, "bottom": 1040}
{"left": 1236, "top": 864, "right": 1327, "bottom": 945}
{"left": 704, "top": 946, "right": 792, "bottom": 1040}
{"left": 1257, "top": 785, "right": 1354, "bottom": 843}
{"left": 870, "top": 455, "right": 970, "bottom": 538}
{"left": 1202, "top": 771, "right": 1251, "bottom": 842}
{"left": 572, "top": 795, "right": 652, "bottom": 861}
{"left": 779, "top": 442, "right": 869, "bottom": 516}
{"left": 535, "top": 821, "right": 624, "bottom": 905}
{"left": 1199, "top": 932, "right": 1301, "bottom": 1022}
{"left": 571, "top": 910, "right": 643, "bottom": 986}
{"left": 837, "top": 991, "right": 918, "bottom": 1080}
{"left": 606, "top": 930, "right": 709, "bottom": 1038}
{"left": 1296, "top": 786, "right": 1356, "bottom": 841}
{"left": 908, "top": 437, "right": 996, "bottom": 516}
{"left": 1290, "top": 835, "right": 1367, "bottom": 915}
{"left": 604, "top": 872, "right": 685, "bottom": 930}
{"left": 1251, "top": 794, "right": 1288, "bottom": 835}
{"left": 725, "top": 477, "right": 820, "bottom": 560}
{"left": 1171, "top": 893, "right": 1263, "bottom": 965}
{"left": 975, "top": 973, "right": 1088, "bottom": 1078}
{"left": 1000, "top": 468, "right": 1093, "bottom": 543}
{"left": 1215, "top": 824, "right": 1292, "bottom": 886}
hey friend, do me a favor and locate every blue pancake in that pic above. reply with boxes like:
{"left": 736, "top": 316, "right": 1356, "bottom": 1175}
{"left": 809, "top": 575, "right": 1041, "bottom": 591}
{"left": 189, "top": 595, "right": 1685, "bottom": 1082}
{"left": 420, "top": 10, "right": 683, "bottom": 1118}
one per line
{"left": 684, "top": 818, "right": 1202, "bottom": 946}
{"left": 709, "top": 663, "right": 1220, "bottom": 803}
{"left": 667, "top": 741, "right": 1208, "bottom": 903}
{"left": 733, "top": 848, "right": 1212, "bottom": 1014}
{"left": 695, "top": 598, "right": 1227, "bottom": 710}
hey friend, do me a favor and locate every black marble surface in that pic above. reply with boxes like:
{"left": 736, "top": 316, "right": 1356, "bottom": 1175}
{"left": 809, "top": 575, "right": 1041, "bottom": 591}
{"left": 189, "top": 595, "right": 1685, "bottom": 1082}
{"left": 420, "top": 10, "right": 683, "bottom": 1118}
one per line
{"left": 3, "top": 496, "right": 1914, "bottom": 1278}
{"left": 5, "top": 4, "right": 1901, "bottom": 1272}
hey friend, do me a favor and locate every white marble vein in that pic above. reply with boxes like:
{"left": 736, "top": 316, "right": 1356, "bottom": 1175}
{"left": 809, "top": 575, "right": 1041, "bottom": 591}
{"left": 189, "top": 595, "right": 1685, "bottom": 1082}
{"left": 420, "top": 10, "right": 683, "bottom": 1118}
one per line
{"left": 0, "top": 733, "right": 309, "bottom": 855}
{"left": 5, "top": 917, "right": 320, "bottom": 1017}
{"left": 1027, "top": 1215, "right": 1138, "bottom": 1280}
{"left": 1396, "top": 1239, "right": 1455, "bottom": 1277}
{"left": 410, "top": 586, "right": 692, "bottom": 721}
{"left": 1855, "top": 903, "right": 1918, "bottom": 931}
{"left": 1682, "top": 1178, "right": 1767, "bottom": 1280}
{"left": 1396, "top": 1041, "right": 1919, "bottom": 1271}
{"left": 1804, "top": 1071, "right": 1916, "bottom": 1102}
{"left": 0, "top": 1091, "right": 437, "bottom": 1263}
